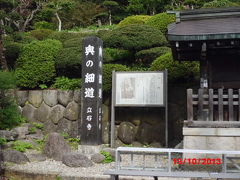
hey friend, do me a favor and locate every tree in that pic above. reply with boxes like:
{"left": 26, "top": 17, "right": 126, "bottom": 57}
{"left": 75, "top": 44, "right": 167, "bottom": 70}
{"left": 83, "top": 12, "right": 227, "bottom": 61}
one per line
{"left": 1, "top": 0, "right": 44, "bottom": 32}
{"left": 67, "top": 2, "right": 106, "bottom": 28}
{"left": 127, "top": 0, "right": 145, "bottom": 14}
{"left": 127, "top": 0, "right": 169, "bottom": 15}
{"left": 46, "top": 0, "right": 74, "bottom": 31}
{"left": 102, "top": 0, "right": 119, "bottom": 25}
{"left": 0, "top": 28, "right": 8, "bottom": 71}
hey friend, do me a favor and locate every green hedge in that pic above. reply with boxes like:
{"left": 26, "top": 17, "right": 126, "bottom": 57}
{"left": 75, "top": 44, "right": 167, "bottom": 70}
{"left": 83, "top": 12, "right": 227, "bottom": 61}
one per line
{"left": 52, "top": 77, "right": 81, "bottom": 90}
{"left": 55, "top": 38, "right": 83, "bottom": 77}
{"left": 49, "top": 31, "right": 95, "bottom": 43}
{"left": 135, "top": 46, "right": 170, "bottom": 64}
{"left": 104, "top": 48, "right": 132, "bottom": 63}
{"left": 203, "top": 0, "right": 238, "bottom": 8}
{"left": 118, "top": 15, "right": 151, "bottom": 27}
{"left": 55, "top": 47, "right": 82, "bottom": 78}
{"left": 63, "top": 38, "right": 83, "bottom": 48}
{"left": 103, "top": 64, "right": 130, "bottom": 92}
{"left": 28, "top": 29, "right": 54, "bottom": 40}
{"left": 4, "top": 42, "right": 23, "bottom": 69}
{"left": 15, "top": 39, "right": 63, "bottom": 89}
{"left": 145, "top": 13, "right": 175, "bottom": 34}
{"left": 102, "top": 24, "right": 167, "bottom": 51}
{"left": 150, "top": 52, "right": 199, "bottom": 81}
{"left": 33, "top": 21, "right": 55, "bottom": 30}
{"left": 11, "top": 32, "right": 37, "bottom": 44}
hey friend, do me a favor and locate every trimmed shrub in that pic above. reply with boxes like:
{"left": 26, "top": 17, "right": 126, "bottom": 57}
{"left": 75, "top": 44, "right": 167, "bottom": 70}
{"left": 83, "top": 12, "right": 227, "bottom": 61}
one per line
{"left": 103, "top": 64, "right": 130, "bottom": 92}
{"left": 11, "top": 32, "right": 37, "bottom": 44}
{"left": 118, "top": 15, "right": 151, "bottom": 27}
{"left": 55, "top": 47, "right": 82, "bottom": 78}
{"left": 150, "top": 52, "right": 199, "bottom": 82}
{"left": 28, "top": 29, "right": 54, "bottom": 40}
{"left": 104, "top": 48, "right": 132, "bottom": 63}
{"left": 52, "top": 77, "right": 81, "bottom": 90}
{"left": 103, "top": 24, "right": 167, "bottom": 51}
{"left": 49, "top": 31, "right": 95, "bottom": 43}
{"left": 63, "top": 38, "right": 83, "bottom": 48}
{"left": 55, "top": 38, "right": 83, "bottom": 78}
{"left": 4, "top": 42, "right": 23, "bottom": 69}
{"left": 145, "top": 13, "right": 175, "bottom": 34}
{"left": 97, "top": 30, "right": 110, "bottom": 40}
{"left": 33, "top": 21, "right": 55, "bottom": 30}
{"left": 0, "top": 71, "right": 23, "bottom": 130}
{"left": 15, "top": 39, "right": 63, "bottom": 89}
{"left": 203, "top": 0, "right": 238, "bottom": 8}
{"left": 0, "top": 71, "right": 16, "bottom": 90}
{"left": 135, "top": 46, "right": 171, "bottom": 64}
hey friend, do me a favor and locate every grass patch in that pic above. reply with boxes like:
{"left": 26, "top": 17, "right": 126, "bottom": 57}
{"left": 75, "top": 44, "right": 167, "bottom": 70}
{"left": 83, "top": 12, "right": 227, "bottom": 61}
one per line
{"left": 0, "top": 137, "right": 7, "bottom": 145}
{"left": 100, "top": 151, "right": 114, "bottom": 163}
{"left": 12, "top": 140, "right": 33, "bottom": 152}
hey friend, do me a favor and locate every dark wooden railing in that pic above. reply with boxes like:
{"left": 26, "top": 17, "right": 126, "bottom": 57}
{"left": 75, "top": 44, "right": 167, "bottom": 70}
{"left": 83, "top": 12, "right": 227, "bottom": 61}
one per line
{"left": 185, "top": 89, "right": 240, "bottom": 127}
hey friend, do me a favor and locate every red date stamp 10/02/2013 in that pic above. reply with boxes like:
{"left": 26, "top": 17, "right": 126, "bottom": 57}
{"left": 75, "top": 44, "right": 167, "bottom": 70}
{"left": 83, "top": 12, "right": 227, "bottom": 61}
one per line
{"left": 173, "top": 158, "right": 222, "bottom": 165}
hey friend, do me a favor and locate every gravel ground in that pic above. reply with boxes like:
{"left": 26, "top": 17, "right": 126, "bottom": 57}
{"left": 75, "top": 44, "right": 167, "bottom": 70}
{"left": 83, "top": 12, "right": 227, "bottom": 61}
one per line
{"left": 4, "top": 153, "right": 190, "bottom": 180}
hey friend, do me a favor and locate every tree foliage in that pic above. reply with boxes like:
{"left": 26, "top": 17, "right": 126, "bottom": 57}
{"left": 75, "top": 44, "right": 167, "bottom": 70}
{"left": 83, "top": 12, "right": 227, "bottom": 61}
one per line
{"left": 103, "top": 24, "right": 167, "bottom": 51}
{"left": 0, "top": 71, "right": 23, "bottom": 130}
{"left": 15, "top": 39, "right": 62, "bottom": 88}
{"left": 104, "top": 48, "right": 132, "bottom": 63}
{"left": 135, "top": 46, "right": 170, "bottom": 64}
{"left": 117, "top": 15, "right": 150, "bottom": 27}
{"left": 103, "top": 64, "right": 130, "bottom": 92}
{"left": 203, "top": 0, "right": 239, "bottom": 8}
{"left": 145, "top": 13, "right": 175, "bottom": 34}
{"left": 150, "top": 52, "right": 199, "bottom": 82}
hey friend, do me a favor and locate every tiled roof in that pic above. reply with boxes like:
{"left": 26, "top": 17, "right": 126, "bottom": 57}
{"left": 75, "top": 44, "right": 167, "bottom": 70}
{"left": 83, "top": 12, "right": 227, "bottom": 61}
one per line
{"left": 168, "top": 8, "right": 240, "bottom": 41}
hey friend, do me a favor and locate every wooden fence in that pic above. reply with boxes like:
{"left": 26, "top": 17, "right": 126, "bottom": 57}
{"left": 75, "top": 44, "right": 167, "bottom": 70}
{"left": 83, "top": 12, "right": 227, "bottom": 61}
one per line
{"left": 185, "top": 89, "right": 240, "bottom": 127}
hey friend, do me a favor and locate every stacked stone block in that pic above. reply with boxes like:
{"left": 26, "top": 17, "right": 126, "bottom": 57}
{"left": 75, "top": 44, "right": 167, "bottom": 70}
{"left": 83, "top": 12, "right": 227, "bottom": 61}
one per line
{"left": 16, "top": 90, "right": 81, "bottom": 137}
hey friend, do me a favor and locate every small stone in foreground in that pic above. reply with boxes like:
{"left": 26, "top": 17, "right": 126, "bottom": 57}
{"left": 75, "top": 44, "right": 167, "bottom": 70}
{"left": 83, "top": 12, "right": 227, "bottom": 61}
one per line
{"left": 91, "top": 153, "right": 105, "bottom": 163}
{"left": 26, "top": 153, "right": 47, "bottom": 162}
{"left": 62, "top": 153, "right": 93, "bottom": 167}
{"left": 3, "top": 149, "right": 29, "bottom": 164}
{"left": 0, "top": 130, "right": 17, "bottom": 141}
{"left": 43, "top": 132, "right": 71, "bottom": 161}
{"left": 12, "top": 126, "right": 29, "bottom": 139}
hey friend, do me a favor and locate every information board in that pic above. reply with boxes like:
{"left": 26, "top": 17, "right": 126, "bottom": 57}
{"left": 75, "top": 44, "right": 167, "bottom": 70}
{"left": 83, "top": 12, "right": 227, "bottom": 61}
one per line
{"left": 114, "top": 72, "right": 166, "bottom": 107}
{"left": 111, "top": 71, "right": 168, "bottom": 148}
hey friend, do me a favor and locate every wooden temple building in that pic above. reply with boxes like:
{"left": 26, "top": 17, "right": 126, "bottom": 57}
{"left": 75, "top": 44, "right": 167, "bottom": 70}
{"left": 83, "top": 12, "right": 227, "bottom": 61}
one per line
{"left": 168, "top": 8, "right": 240, "bottom": 150}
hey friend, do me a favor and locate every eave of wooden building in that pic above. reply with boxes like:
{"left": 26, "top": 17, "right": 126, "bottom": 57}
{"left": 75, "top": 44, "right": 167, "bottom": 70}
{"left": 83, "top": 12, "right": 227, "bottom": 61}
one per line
{"left": 168, "top": 7, "right": 240, "bottom": 42}
{"left": 168, "top": 8, "right": 240, "bottom": 89}
{"left": 168, "top": 7, "right": 240, "bottom": 62}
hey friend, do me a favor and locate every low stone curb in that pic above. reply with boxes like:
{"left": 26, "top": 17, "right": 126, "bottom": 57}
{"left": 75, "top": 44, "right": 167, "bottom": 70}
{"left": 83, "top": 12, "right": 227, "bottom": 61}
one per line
{"left": 3, "top": 169, "right": 191, "bottom": 180}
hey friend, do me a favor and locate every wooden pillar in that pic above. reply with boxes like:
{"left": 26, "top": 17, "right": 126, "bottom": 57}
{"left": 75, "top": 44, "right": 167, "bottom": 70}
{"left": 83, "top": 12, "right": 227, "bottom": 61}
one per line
{"left": 200, "top": 42, "right": 208, "bottom": 89}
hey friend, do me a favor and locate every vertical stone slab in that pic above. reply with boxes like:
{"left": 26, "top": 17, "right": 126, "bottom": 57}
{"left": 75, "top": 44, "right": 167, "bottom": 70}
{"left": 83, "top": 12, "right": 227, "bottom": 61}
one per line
{"left": 81, "top": 36, "right": 103, "bottom": 145}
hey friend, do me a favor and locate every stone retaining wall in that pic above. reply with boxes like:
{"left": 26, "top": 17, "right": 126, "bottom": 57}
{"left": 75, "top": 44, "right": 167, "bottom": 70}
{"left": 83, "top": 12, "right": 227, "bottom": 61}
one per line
{"left": 16, "top": 90, "right": 81, "bottom": 137}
